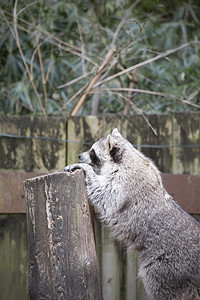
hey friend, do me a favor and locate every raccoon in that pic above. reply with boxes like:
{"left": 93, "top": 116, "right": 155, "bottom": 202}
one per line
{"left": 64, "top": 128, "right": 200, "bottom": 300}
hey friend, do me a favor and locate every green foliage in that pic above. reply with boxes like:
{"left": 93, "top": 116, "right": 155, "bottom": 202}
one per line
{"left": 0, "top": 0, "right": 200, "bottom": 116}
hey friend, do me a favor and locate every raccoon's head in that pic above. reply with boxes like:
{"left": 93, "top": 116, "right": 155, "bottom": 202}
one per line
{"left": 78, "top": 128, "right": 125, "bottom": 174}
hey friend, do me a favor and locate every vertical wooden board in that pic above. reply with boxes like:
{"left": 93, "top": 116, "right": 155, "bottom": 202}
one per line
{"left": 146, "top": 114, "right": 173, "bottom": 173}
{"left": 126, "top": 250, "right": 147, "bottom": 300}
{"left": 155, "top": 114, "right": 173, "bottom": 173}
{"left": 101, "top": 227, "right": 120, "bottom": 300}
{"left": 172, "top": 113, "right": 200, "bottom": 174}
{"left": 118, "top": 246, "right": 127, "bottom": 300}
{"left": 126, "top": 114, "right": 150, "bottom": 160}
{"left": 95, "top": 115, "right": 128, "bottom": 138}
{"left": 135, "top": 252, "right": 148, "bottom": 300}
{"left": 82, "top": 115, "right": 128, "bottom": 142}
{"left": 0, "top": 116, "right": 66, "bottom": 172}
{"left": 146, "top": 115, "right": 160, "bottom": 170}
{"left": 0, "top": 214, "right": 28, "bottom": 300}
{"left": 67, "top": 115, "right": 129, "bottom": 164}
{"left": 94, "top": 217, "right": 103, "bottom": 278}
{"left": 172, "top": 114, "right": 187, "bottom": 173}
{"left": 24, "top": 171, "right": 101, "bottom": 300}
{"left": 127, "top": 113, "right": 154, "bottom": 154}
{"left": 126, "top": 115, "right": 146, "bottom": 147}
{"left": 127, "top": 114, "right": 173, "bottom": 172}
{"left": 0, "top": 172, "right": 45, "bottom": 213}
{"left": 67, "top": 116, "right": 108, "bottom": 165}
{"left": 67, "top": 116, "right": 85, "bottom": 164}
{"left": 126, "top": 114, "right": 151, "bottom": 156}
{"left": 126, "top": 251, "right": 138, "bottom": 300}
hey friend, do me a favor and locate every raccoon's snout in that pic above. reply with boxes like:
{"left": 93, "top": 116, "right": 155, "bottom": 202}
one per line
{"left": 78, "top": 149, "right": 100, "bottom": 168}
{"left": 78, "top": 152, "right": 91, "bottom": 164}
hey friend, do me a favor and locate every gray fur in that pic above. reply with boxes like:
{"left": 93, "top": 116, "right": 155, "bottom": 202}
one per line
{"left": 65, "top": 128, "right": 200, "bottom": 300}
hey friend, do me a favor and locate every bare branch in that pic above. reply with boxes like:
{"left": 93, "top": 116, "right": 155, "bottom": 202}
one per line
{"left": 100, "top": 90, "right": 158, "bottom": 136}
{"left": 100, "top": 87, "right": 175, "bottom": 98}
{"left": 111, "top": 0, "right": 141, "bottom": 48}
{"left": 187, "top": 88, "right": 200, "bottom": 102}
{"left": 75, "top": 6, "right": 86, "bottom": 75}
{"left": 16, "top": 1, "right": 37, "bottom": 17}
{"left": 35, "top": 33, "right": 48, "bottom": 111}
{"left": 1, "top": 11, "right": 15, "bottom": 36}
{"left": 94, "top": 41, "right": 198, "bottom": 88}
{"left": 2, "top": 9, "right": 98, "bottom": 67}
{"left": 30, "top": 36, "right": 49, "bottom": 78}
{"left": 58, "top": 82, "right": 89, "bottom": 114}
{"left": 98, "top": 57, "right": 118, "bottom": 81}
{"left": 13, "top": 0, "right": 46, "bottom": 116}
{"left": 75, "top": 1, "right": 142, "bottom": 117}
{"left": 2, "top": 9, "right": 81, "bottom": 51}
{"left": 45, "top": 38, "right": 98, "bottom": 67}
{"left": 91, "top": 88, "right": 200, "bottom": 109}
{"left": 30, "top": 46, "right": 39, "bottom": 77}
{"left": 57, "top": 70, "right": 95, "bottom": 89}
{"left": 123, "top": 70, "right": 139, "bottom": 114}
{"left": 91, "top": 86, "right": 101, "bottom": 115}
{"left": 70, "top": 48, "right": 116, "bottom": 116}
{"left": 181, "top": 99, "right": 200, "bottom": 108}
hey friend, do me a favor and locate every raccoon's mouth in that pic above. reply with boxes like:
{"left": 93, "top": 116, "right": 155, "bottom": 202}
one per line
{"left": 78, "top": 153, "right": 86, "bottom": 163}
{"left": 79, "top": 150, "right": 100, "bottom": 168}
{"left": 78, "top": 154, "right": 92, "bottom": 166}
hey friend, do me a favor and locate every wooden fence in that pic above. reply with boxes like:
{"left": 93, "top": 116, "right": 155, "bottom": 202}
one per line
{"left": 0, "top": 114, "right": 200, "bottom": 299}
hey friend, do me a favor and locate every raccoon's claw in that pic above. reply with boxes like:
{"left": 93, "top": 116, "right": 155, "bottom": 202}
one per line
{"left": 64, "top": 164, "right": 81, "bottom": 172}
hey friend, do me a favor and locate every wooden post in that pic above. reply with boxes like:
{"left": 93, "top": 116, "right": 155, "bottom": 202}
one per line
{"left": 23, "top": 170, "right": 102, "bottom": 300}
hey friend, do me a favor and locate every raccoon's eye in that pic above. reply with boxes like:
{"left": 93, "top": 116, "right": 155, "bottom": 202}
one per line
{"left": 90, "top": 149, "right": 100, "bottom": 166}
{"left": 110, "top": 146, "right": 122, "bottom": 163}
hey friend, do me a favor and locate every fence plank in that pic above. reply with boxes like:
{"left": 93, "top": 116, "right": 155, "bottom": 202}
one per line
{"left": 172, "top": 113, "right": 200, "bottom": 174}
{"left": 67, "top": 115, "right": 129, "bottom": 164}
{"left": 162, "top": 174, "right": 200, "bottom": 214}
{"left": 0, "top": 116, "right": 66, "bottom": 172}
{"left": 0, "top": 215, "right": 28, "bottom": 300}
{"left": 0, "top": 172, "right": 43, "bottom": 213}
{"left": 24, "top": 170, "right": 102, "bottom": 300}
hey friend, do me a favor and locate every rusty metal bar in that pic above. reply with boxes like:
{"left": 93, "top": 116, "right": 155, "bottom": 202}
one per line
{"left": 162, "top": 174, "right": 200, "bottom": 214}
{"left": 0, "top": 172, "right": 44, "bottom": 213}
{"left": 0, "top": 172, "right": 199, "bottom": 214}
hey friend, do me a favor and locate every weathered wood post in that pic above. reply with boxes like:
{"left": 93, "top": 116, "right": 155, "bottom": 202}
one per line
{"left": 23, "top": 170, "right": 102, "bottom": 300}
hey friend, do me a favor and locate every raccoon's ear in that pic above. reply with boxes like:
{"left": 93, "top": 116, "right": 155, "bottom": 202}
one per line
{"left": 111, "top": 128, "right": 122, "bottom": 137}
{"left": 107, "top": 135, "right": 122, "bottom": 163}
{"left": 107, "top": 134, "right": 116, "bottom": 149}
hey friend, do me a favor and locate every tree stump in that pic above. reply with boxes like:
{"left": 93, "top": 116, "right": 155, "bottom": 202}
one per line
{"left": 23, "top": 170, "right": 102, "bottom": 300}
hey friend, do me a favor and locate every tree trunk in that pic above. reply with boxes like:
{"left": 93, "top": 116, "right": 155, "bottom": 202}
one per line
{"left": 23, "top": 170, "right": 102, "bottom": 300}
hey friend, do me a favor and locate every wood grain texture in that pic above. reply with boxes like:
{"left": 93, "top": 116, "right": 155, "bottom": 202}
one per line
{"left": 24, "top": 170, "right": 101, "bottom": 300}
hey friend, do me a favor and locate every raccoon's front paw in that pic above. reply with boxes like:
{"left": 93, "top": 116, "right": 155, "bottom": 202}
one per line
{"left": 64, "top": 163, "right": 94, "bottom": 174}
{"left": 64, "top": 164, "right": 82, "bottom": 172}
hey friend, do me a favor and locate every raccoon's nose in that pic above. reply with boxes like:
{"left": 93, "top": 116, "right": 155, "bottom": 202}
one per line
{"left": 78, "top": 153, "right": 82, "bottom": 160}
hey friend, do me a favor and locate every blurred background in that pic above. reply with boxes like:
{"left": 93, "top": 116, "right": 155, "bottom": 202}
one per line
{"left": 1, "top": 0, "right": 200, "bottom": 116}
